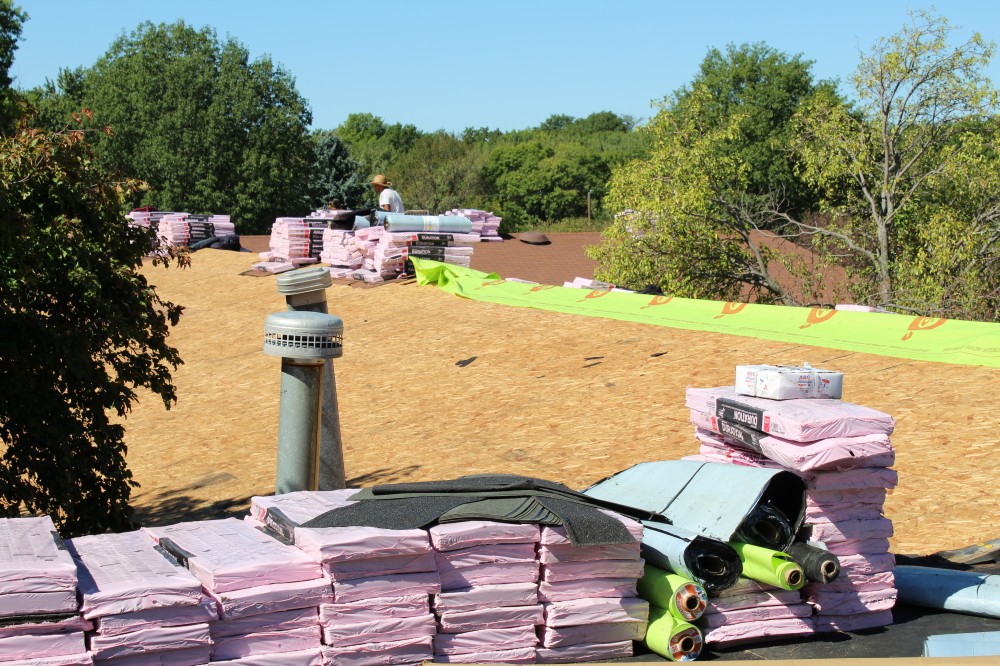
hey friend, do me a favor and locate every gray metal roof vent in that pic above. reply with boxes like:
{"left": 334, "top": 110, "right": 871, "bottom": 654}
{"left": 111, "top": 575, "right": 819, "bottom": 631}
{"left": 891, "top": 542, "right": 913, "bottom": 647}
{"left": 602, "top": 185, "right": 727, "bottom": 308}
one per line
{"left": 263, "top": 310, "right": 343, "bottom": 360}
{"left": 276, "top": 266, "right": 333, "bottom": 309}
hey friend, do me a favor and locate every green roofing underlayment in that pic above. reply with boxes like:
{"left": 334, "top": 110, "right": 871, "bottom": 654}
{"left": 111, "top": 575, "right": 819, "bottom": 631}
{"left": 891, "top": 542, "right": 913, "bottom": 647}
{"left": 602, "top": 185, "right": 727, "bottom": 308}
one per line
{"left": 411, "top": 259, "right": 1000, "bottom": 369}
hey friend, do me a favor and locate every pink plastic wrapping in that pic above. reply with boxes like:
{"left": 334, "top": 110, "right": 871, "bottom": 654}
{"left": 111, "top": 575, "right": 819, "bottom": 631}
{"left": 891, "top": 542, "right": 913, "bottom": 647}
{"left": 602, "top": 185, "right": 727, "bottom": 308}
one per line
{"left": 0, "top": 630, "right": 85, "bottom": 661}
{"left": 321, "top": 613, "right": 435, "bottom": 647}
{"left": 0, "top": 590, "right": 78, "bottom": 617}
{"left": 209, "top": 577, "right": 331, "bottom": 620}
{"left": 802, "top": 467, "right": 898, "bottom": 491}
{"left": 538, "top": 578, "right": 637, "bottom": 603}
{"left": 535, "top": 639, "right": 634, "bottom": 663}
{"left": 700, "top": 603, "right": 813, "bottom": 629}
{"left": 319, "top": 596, "right": 429, "bottom": 625}
{"left": 332, "top": 572, "right": 439, "bottom": 604}
{"left": 540, "top": 559, "right": 644, "bottom": 583}
{"left": 437, "top": 604, "right": 544, "bottom": 633}
{"left": 249, "top": 491, "right": 357, "bottom": 527}
{"left": 210, "top": 607, "right": 317, "bottom": 639}
{"left": 804, "top": 499, "right": 884, "bottom": 521}
{"left": 435, "top": 543, "right": 536, "bottom": 569}
{"left": 321, "top": 636, "right": 432, "bottom": 666}
{"left": 67, "top": 531, "right": 203, "bottom": 619}
{"left": 211, "top": 647, "right": 324, "bottom": 665}
{"left": 542, "top": 597, "right": 649, "bottom": 627}
{"left": 429, "top": 522, "right": 540, "bottom": 551}
{"left": 837, "top": 552, "right": 896, "bottom": 576}
{"left": 539, "top": 620, "right": 646, "bottom": 648}
{"left": 439, "top": 561, "right": 539, "bottom": 591}
{"left": 95, "top": 645, "right": 210, "bottom": 665}
{"left": 539, "top": 511, "right": 642, "bottom": 546}
{"left": 10, "top": 653, "right": 93, "bottom": 666}
{"left": 707, "top": 589, "right": 803, "bottom": 612}
{"left": 537, "top": 542, "right": 640, "bottom": 564}
{"left": 0, "top": 614, "right": 90, "bottom": 639}
{"left": 702, "top": 616, "right": 814, "bottom": 645}
{"left": 691, "top": 412, "right": 895, "bottom": 472}
{"left": 807, "top": 487, "right": 887, "bottom": 507}
{"left": 326, "top": 552, "right": 436, "bottom": 582}
{"left": 95, "top": 596, "right": 217, "bottom": 637}
{"left": 821, "top": 537, "right": 892, "bottom": 556}
{"left": 88, "top": 622, "right": 211, "bottom": 660}
{"left": 813, "top": 609, "right": 894, "bottom": 632}
{"left": 0, "top": 517, "right": 77, "bottom": 595}
{"left": 804, "top": 571, "right": 895, "bottom": 595}
{"left": 806, "top": 588, "right": 898, "bottom": 614}
{"left": 433, "top": 583, "right": 539, "bottom": 612}
{"left": 433, "top": 624, "right": 538, "bottom": 655}
{"left": 685, "top": 386, "right": 895, "bottom": 442}
{"left": 210, "top": 625, "right": 321, "bottom": 661}
{"left": 142, "top": 519, "right": 321, "bottom": 592}
{"left": 433, "top": 646, "right": 536, "bottom": 663}
{"left": 807, "top": 517, "right": 893, "bottom": 541}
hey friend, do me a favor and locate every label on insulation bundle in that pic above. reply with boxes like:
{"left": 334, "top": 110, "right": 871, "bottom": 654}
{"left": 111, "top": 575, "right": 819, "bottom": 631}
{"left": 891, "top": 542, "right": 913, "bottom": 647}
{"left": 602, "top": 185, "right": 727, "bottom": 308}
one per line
{"left": 715, "top": 398, "right": 768, "bottom": 433}
{"left": 710, "top": 415, "right": 765, "bottom": 454}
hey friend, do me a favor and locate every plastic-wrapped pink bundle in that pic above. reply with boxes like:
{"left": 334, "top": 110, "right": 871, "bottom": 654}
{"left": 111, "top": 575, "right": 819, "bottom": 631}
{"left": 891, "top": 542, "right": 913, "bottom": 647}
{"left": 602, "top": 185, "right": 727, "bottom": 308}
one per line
{"left": 822, "top": 538, "right": 892, "bottom": 557}
{"left": 437, "top": 605, "right": 544, "bottom": 633}
{"left": 542, "top": 597, "right": 648, "bottom": 627}
{"left": 211, "top": 625, "right": 321, "bottom": 661}
{"left": 67, "top": 531, "right": 204, "bottom": 619}
{"left": 435, "top": 543, "right": 535, "bottom": 569}
{"left": 690, "top": 411, "right": 895, "bottom": 471}
{"left": 539, "top": 621, "right": 646, "bottom": 648}
{"left": 434, "top": 646, "right": 535, "bottom": 663}
{"left": 804, "top": 498, "right": 884, "bottom": 521}
{"left": 211, "top": 607, "right": 316, "bottom": 639}
{"left": 0, "top": 631, "right": 86, "bottom": 662}
{"left": 535, "top": 639, "right": 633, "bottom": 663}
{"left": 538, "top": 542, "right": 639, "bottom": 564}
{"left": 265, "top": 218, "right": 327, "bottom": 262}
{"left": 540, "top": 559, "right": 644, "bottom": 583}
{"left": 94, "top": 597, "right": 217, "bottom": 637}
{"left": 321, "top": 636, "right": 433, "bottom": 666}
{"left": 698, "top": 579, "right": 814, "bottom": 646}
{"left": 808, "top": 487, "right": 886, "bottom": 506}
{"left": 433, "top": 625, "right": 537, "bottom": 656}
{"left": 439, "top": 561, "right": 539, "bottom": 591}
{"left": 434, "top": 583, "right": 538, "bottom": 613}
{"left": 429, "top": 522, "right": 540, "bottom": 551}
{"left": 88, "top": 623, "right": 211, "bottom": 661}
{"left": 96, "top": 645, "right": 210, "bottom": 666}
{"left": 320, "top": 596, "right": 429, "bottom": 625}
{"left": 806, "top": 588, "right": 898, "bottom": 614}
{"left": 211, "top": 647, "right": 323, "bottom": 665}
{"left": 538, "top": 578, "right": 638, "bottom": 603}
{"left": 539, "top": 511, "right": 643, "bottom": 546}
{"left": 8, "top": 653, "right": 94, "bottom": 665}
{"left": 801, "top": 467, "right": 898, "bottom": 491}
{"left": 705, "top": 588, "right": 803, "bottom": 612}
{"left": 0, "top": 615, "right": 90, "bottom": 639}
{"left": 685, "top": 386, "right": 895, "bottom": 442}
{"left": 837, "top": 552, "right": 896, "bottom": 577}
{"left": 0, "top": 517, "right": 77, "bottom": 597}
{"left": 699, "top": 603, "right": 813, "bottom": 629}
{"left": 142, "top": 519, "right": 322, "bottom": 592}
{"left": 321, "top": 613, "right": 435, "bottom": 647}
{"left": 380, "top": 232, "right": 479, "bottom": 247}
{"left": 701, "top": 616, "right": 814, "bottom": 646}
{"left": 803, "top": 570, "right": 895, "bottom": 594}
{"left": 327, "top": 552, "right": 436, "bottom": 583}
{"left": 332, "top": 572, "right": 440, "bottom": 604}
{"left": 208, "top": 578, "right": 331, "bottom": 620}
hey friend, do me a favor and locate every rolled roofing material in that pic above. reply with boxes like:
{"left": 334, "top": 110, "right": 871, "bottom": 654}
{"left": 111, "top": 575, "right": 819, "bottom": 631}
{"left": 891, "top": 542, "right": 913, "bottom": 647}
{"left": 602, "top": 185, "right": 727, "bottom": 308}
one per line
{"left": 786, "top": 542, "right": 841, "bottom": 584}
{"left": 896, "top": 566, "right": 1000, "bottom": 618}
{"left": 644, "top": 606, "right": 703, "bottom": 662}
{"left": 638, "top": 523, "right": 742, "bottom": 593}
{"left": 637, "top": 565, "right": 708, "bottom": 622}
{"left": 375, "top": 211, "right": 473, "bottom": 233}
{"left": 924, "top": 631, "right": 1000, "bottom": 658}
{"left": 584, "top": 460, "right": 806, "bottom": 551}
{"left": 729, "top": 542, "right": 805, "bottom": 591}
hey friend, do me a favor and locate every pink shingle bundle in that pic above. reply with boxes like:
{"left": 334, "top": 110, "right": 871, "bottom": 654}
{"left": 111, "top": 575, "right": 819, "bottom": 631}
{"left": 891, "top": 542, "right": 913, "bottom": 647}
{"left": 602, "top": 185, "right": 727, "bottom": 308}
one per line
{"left": 156, "top": 214, "right": 235, "bottom": 248}
{"left": 349, "top": 226, "right": 476, "bottom": 281}
{"left": 0, "top": 517, "right": 91, "bottom": 665}
{"left": 697, "top": 578, "right": 814, "bottom": 646}
{"left": 428, "top": 522, "right": 540, "bottom": 664}
{"left": 248, "top": 491, "right": 438, "bottom": 666}
{"left": 66, "top": 530, "right": 214, "bottom": 666}
{"left": 263, "top": 218, "right": 328, "bottom": 265}
{"left": 443, "top": 209, "right": 503, "bottom": 241}
{"left": 320, "top": 230, "right": 363, "bottom": 270}
{"left": 142, "top": 519, "right": 327, "bottom": 664}
{"left": 535, "top": 512, "right": 647, "bottom": 663}
{"left": 685, "top": 383, "right": 897, "bottom": 637}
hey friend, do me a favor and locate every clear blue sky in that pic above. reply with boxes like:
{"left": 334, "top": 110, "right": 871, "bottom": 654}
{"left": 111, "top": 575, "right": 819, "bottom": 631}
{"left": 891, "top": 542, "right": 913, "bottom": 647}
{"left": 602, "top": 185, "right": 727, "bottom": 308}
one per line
{"left": 10, "top": 1, "right": 1000, "bottom": 134}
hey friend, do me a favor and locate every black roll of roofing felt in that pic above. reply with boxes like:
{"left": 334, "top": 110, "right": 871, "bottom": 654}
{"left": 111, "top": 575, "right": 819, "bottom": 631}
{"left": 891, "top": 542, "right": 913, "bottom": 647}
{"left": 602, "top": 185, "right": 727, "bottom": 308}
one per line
{"left": 786, "top": 542, "right": 841, "bottom": 584}
{"left": 733, "top": 500, "right": 798, "bottom": 551}
{"left": 300, "top": 474, "right": 657, "bottom": 547}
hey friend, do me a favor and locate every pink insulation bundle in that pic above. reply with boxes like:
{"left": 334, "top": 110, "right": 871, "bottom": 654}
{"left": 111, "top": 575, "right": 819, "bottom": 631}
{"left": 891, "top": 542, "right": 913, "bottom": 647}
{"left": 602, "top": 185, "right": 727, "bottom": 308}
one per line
{"left": 535, "top": 639, "right": 634, "bottom": 664}
{"left": 321, "top": 636, "right": 433, "bottom": 666}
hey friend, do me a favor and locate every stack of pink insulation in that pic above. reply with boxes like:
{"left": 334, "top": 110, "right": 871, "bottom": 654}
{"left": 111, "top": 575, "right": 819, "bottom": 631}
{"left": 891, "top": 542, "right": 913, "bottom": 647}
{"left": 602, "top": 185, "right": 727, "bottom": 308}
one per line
{"left": 443, "top": 209, "right": 502, "bottom": 240}
{"left": 142, "top": 518, "right": 328, "bottom": 665}
{"left": 247, "top": 490, "right": 438, "bottom": 666}
{"left": 685, "top": 385, "right": 898, "bottom": 639}
{"left": 67, "top": 531, "right": 215, "bottom": 666}
{"left": 535, "top": 513, "right": 648, "bottom": 663}
{"left": 349, "top": 226, "right": 477, "bottom": 281}
{"left": 697, "top": 578, "right": 814, "bottom": 646}
{"left": 430, "top": 522, "right": 542, "bottom": 664}
{"left": 260, "top": 218, "right": 327, "bottom": 266}
{"left": 156, "top": 214, "right": 235, "bottom": 248}
{"left": 0, "top": 517, "right": 91, "bottom": 665}
{"left": 319, "top": 230, "right": 363, "bottom": 270}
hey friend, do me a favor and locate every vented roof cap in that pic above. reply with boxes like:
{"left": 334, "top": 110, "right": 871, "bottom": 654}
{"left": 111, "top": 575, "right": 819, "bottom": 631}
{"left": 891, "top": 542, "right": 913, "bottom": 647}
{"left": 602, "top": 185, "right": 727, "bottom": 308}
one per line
{"left": 264, "top": 310, "right": 343, "bottom": 359}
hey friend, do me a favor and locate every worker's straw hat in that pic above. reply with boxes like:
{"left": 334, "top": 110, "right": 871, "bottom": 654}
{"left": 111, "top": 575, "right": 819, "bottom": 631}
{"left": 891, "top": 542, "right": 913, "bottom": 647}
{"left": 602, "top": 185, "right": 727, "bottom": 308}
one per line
{"left": 370, "top": 174, "right": 392, "bottom": 188}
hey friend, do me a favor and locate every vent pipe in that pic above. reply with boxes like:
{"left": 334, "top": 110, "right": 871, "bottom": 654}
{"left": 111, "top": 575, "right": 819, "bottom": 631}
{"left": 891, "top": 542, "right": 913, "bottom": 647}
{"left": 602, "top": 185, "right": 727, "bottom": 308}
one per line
{"left": 275, "top": 266, "right": 346, "bottom": 490}
{"left": 263, "top": 310, "right": 343, "bottom": 494}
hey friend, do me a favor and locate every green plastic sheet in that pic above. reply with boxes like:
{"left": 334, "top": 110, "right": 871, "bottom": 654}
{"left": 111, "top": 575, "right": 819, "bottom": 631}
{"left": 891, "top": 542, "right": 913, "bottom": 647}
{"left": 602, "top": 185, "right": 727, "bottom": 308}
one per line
{"left": 730, "top": 542, "right": 805, "bottom": 591}
{"left": 637, "top": 564, "right": 708, "bottom": 622}
{"left": 645, "top": 606, "right": 704, "bottom": 662}
{"left": 410, "top": 259, "right": 1000, "bottom": 368}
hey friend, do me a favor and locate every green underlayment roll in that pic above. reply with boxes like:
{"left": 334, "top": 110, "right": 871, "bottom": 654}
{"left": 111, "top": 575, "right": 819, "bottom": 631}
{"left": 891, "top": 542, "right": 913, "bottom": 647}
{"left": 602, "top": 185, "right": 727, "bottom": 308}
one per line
{"left": 637, "top": 563, "right": 708, "bottom": 622}
{"left": 730, "top": 541, "right": 806, "bottom": 591}
{"left": 410, "top": 258, "right": 1000, "bottom": 368}
{"left": 645, "top": 605, "right": 704, "bottom": 662}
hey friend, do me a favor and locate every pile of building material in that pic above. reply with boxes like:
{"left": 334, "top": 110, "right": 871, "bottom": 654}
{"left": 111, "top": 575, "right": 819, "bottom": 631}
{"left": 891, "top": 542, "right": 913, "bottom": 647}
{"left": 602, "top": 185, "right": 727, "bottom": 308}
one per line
{"left": 259, "top": 218, "right": 327, "bottom": 267}
{"left": 442, "top": 209, "right": 502, "bottom": 241}
{"left": 156, "top": 213, "right": 234, "bottom": 248}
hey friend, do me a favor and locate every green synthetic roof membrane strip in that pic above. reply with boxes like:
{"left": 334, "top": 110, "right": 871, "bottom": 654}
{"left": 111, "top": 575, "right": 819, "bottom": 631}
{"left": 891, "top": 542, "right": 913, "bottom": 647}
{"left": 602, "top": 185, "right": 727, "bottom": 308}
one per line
{"left": 411, "top": 258, "right": 1000, "bottom": 369}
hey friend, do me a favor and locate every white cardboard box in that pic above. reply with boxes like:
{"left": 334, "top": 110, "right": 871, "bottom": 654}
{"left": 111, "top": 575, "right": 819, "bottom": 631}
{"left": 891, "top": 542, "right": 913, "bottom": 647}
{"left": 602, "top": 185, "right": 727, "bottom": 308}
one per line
{"left": 735, "top": 363, "right": 844, "bottom": 400}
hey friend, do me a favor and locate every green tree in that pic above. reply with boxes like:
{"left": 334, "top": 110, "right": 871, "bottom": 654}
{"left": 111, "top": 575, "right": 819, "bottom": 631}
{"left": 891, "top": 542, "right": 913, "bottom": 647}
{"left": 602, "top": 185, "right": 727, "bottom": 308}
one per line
{"left": 335, "top": 112, "right": 421, "bottom": 178}
{"left": 392, "top": 131, "right": 488, "bottom": 213}
{"left": 304, "top": 130, "right": 368, "bottom": 210}
{"left": 0, "top": 1, "right": 25, "bottom": 132}
{"left": 31, "top": 21, "right": 314, "bottom": 233}
{"left": 0, "top": 111, "right": 185, "bottom": 535}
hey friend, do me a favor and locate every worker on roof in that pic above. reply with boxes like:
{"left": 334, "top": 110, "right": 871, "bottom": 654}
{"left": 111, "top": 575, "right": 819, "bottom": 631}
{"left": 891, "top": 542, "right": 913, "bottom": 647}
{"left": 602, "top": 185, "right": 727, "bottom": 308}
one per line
{"left": 370, "top": 174, "right": 404, "bottom": 213}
